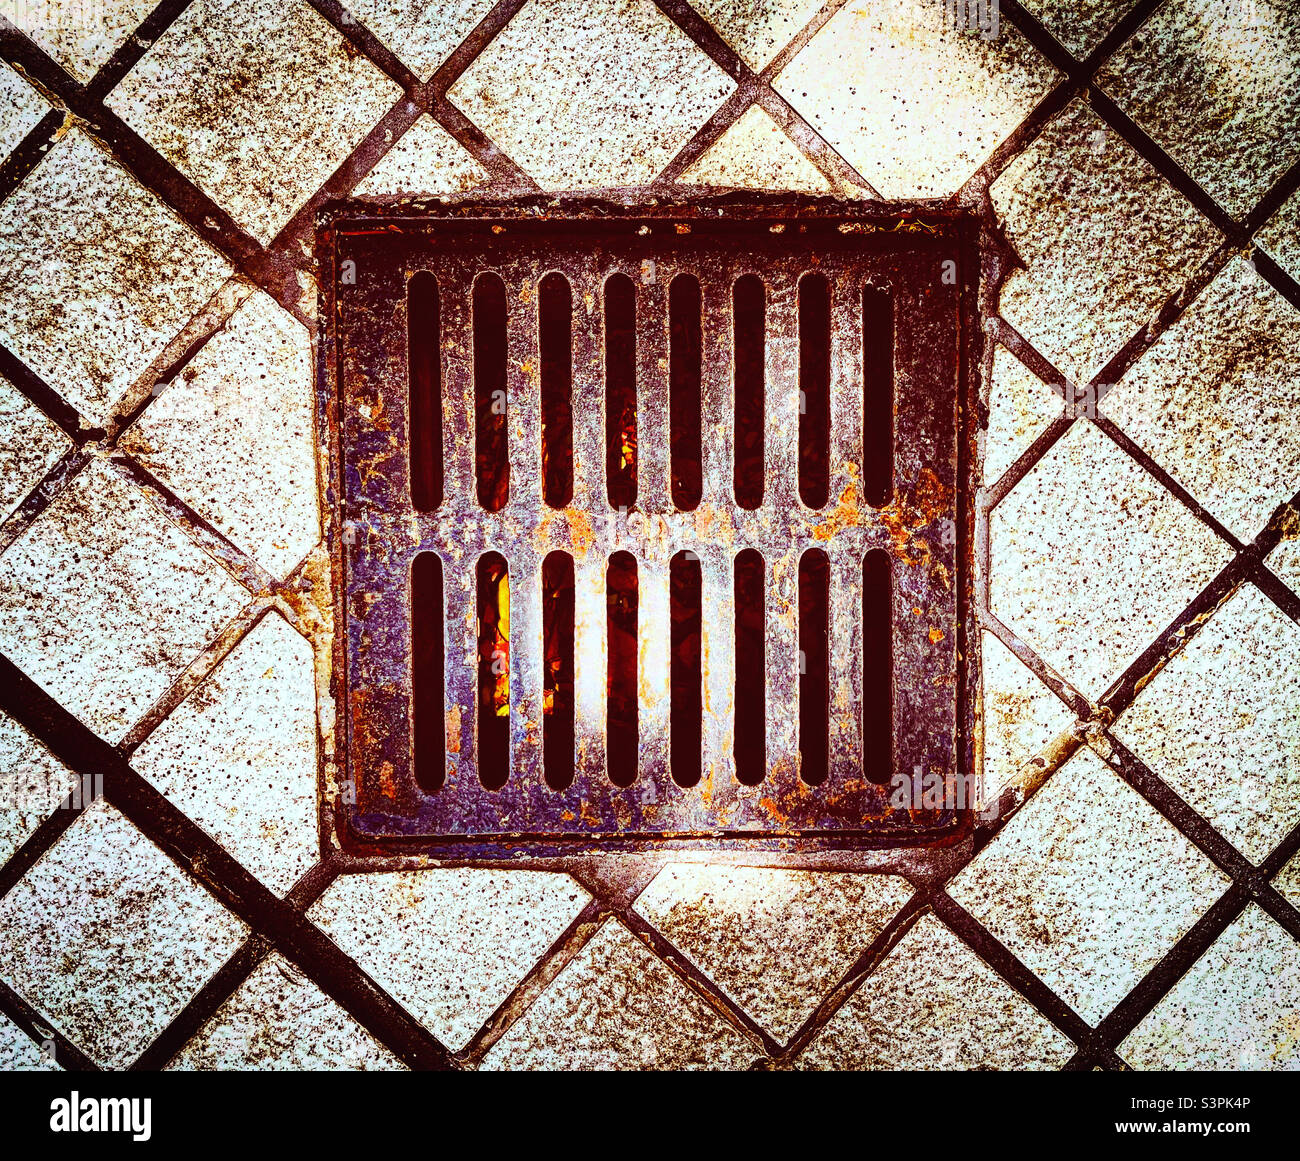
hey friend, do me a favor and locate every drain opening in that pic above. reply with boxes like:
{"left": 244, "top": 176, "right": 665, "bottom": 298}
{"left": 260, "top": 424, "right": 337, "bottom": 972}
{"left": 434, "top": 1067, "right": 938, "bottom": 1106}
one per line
{"left": 476, "top": 551, "right": 509, "bottom": 790}
{"left": 733, "top": 274, "right": 765, "bottom": 510}
{"left": 604, "top": 273, "right": 637, "bottom": 511}
{"left": 542, "top": 550, "right": 575, "bottom": 790}
{"left": 798, "top": 272, "right": 831, "bottom": 511}
{"left": 669, "top": 274, "right": 703, "bottom": 512}
{"left": 411, "top": 551, "right": 444, "bottom": 792}
{"left": 606, "top": 550, "right": 638, "bottom": 787}
{"left": 863, "top": 285, "right": 894, "bottom": 509}
{"left": 862, "top": 547, "right": 893, "bottom": 784}
{"left": 473, "top": 274, "right": 509, "bottom": 513}
{"left": 798, "top": 547, "right": 830, "bottom": 785}
{"left": 408, "top": 272, "right": 442, "bottom": 513}
{"left": 539, "top": 272, "right": 573, "bottom": 510}
{"left": 670, "top": 549, "right": 702, "bottom": 788}
{"left": 734, "top": 547, "right": 765, "bottom": 786}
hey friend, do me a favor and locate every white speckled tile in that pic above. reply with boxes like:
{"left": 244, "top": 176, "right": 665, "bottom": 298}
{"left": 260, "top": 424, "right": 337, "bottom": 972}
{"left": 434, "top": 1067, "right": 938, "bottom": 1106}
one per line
{"left": 0, "top": 373, "right": 69, "bottom": 523}
{"left": 1257, "top": 185, "right": 1300, "bottom": 282}
{"left": 992, "top": 98, "right": 1219, "bottom": 387}
{"left": 131, "top": 613, "right": 319, "bottom": 896}
{"left": 1018, "top": 0, "right": 1136, "bottom": 59}
{"left": 121, "top": 290, "right": 320, "bottom": 578}
{"left": 678, "top": 104, "right": 830, "bottom": 192}
{"left": 0, "top": 1010, "right": 59, "bottom": 1071}
{"left": 0, "top": 458, "right": 248, "bottom": 742}
{"left": 799, "top": 912, "right": 1075, "bottom": 1069}
{"left": 0, "top": 709, "right": 78, "bottom": 871}
{"left": 343, "top": 0, "right": 498, "bottom": 80}
{"left": 775, "top": 0, "right": 1059, "bottom": 198}
{"left": 481, "top": 917, "right": 760, "bottom": 1069}
{"left": 0, "top": 58, "right": 47, "bottom": 158}
{"left": 0, "top": 0, "right": 158, "bottom": 82}
{"left": 634, "top": 865, "right": 911, "bottom": 1041}
{"left": 0, "top": 127, "right": 232, "bottom": 425}
{"left": 448, "top": 0, "right": 736, "bottom": 190}
{"left": 168, "top": 953, "right": 404, "bottom": 1070}
{"left": 308, "top": 869, "right": 590, "bottom": 1051}
{"left": 1274, "top": 852, "right": 1300, "bottom": 910}
{"left": 0, "top": 799, "right": 247, "bottom": 1069}
{"left": 1120, "top": 904, "right": 1300, "bottom": 1070}
{"left": 991, "top": 419, "right": 1232, "bottom": 700}
{"left": 1113, "top": 584, "right": 1300, "bottom": 865}
{"left": 1103, "top": 257, "right": 1300, "bottom": 543}
{"left": 355, "top": 115, "right": 491, "bottom": 196}
{"left": 980, "top": 630, "right": 1075, "bottom": 804}
{"left": 1266, "top": 536, "right": 1300, "bottom": 595}
{"left": 950, "top": 746, "right": 1232, "bottom": 1025}
{"left": 686, "top": 0, "right": 826, "bottom": 69}
{"left": 1099, "top": 0, "right": 1300, "bottom": 218}
{"left": 107, "top": 0, "right": 402, "bottom": 244}
{"left": 983, "top": 343, "right": 1061, "bottom": 484}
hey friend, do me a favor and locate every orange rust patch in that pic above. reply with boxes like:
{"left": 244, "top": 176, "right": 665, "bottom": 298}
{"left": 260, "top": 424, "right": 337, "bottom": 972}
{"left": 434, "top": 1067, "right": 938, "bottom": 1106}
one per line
{"left": 929, "top": 627, "right": 945, "bottom": 644}
{"left": 812, "top": 479, "right": 862, "bottom": 541}
{"left": 567, "top": 509, "right": 595, "bottom": 558}
{"left": 446, "top": 704, "right": 462, "bottom": 754}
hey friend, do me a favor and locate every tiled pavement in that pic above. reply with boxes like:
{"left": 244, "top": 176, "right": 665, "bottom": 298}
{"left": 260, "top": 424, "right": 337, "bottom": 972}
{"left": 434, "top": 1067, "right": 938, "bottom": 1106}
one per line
{"left": 0, "top": 0, "right": 1296, "bottom": 1071}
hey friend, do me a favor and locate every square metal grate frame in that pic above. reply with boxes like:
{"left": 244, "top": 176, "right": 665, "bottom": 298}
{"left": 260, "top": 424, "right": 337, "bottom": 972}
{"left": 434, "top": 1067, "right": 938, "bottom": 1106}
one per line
{"left": 319, "top": 195, "right": 983, "bottom": 856}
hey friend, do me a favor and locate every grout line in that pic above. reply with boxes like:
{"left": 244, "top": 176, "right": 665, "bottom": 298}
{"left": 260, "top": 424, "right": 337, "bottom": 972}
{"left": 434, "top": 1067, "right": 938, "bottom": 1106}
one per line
{"left": 456, "top": 897, "right": 605, "bottom": 1064}
{"left": 0, "top": 975, "right": 100, "bottom": 1072}
{"left": 83, "top": 0, "right": 194, "bottom": 101}
{"left": 0, "top": 653, "right": 457, "bottom": 1070}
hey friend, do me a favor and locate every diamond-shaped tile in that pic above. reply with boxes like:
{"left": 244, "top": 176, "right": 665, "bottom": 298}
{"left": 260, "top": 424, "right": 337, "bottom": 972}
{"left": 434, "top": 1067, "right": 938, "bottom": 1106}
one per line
{"left": 1275, "top": 852, "right": 1300, "bottom": 909}
{"left": 0, "top": 799, "right": 247, "bottom": 1068}
{"left": 355, "top": 115, "right": 490, "bottom": 195}
{"left": 992, "top": 99, "right": 1218, "bottom": 387}
{"left": 950, "top": 746, "right": 1231, "bottom": 1025}
{"left": 132, "top": 613, "right": 318, "bottom": 896}
{"left": 1113, "top": 584, "right": 1300, "bottom": 864}
{"left": 983, "top": 343, "right": 1061, "bottom": 483}
{"left": 1099, "top": 0, "right": 1300, "bottom": 218}
{"left": 0, "top": 1011, "right": 58, "bottom": 1071}
{"left": 1267, "top": 536, "right": 1300, "bottom": 595}
{"left": 1120, "top": 904, "right": 1300, "bottom": 1070}
{"left": 679, "top": 105, "right": 830, "bottom": 192}
{"left": 0, "top": 127, "right": 233, "bottom": 425}
{"left": 775, "top": 0, "right": 1059, "bottom": 198}
{"left": 0, "top": 0, "right": 157, "bottom": 82}
{"left": 980, "top": 631, "right": 1075, "bottom": 805}
{"left": 1257, "top": 185, "right": 1300, "bottom": 282}
{"left": 799, "top": 912, "right": 1074, "bottom": 1069}
{"left": 0, "top": 459, "right": 247, "bottom": 742}
{"left": 168, "top": 953, "right": 404, "bottom": 1070}
{"left": 447, "top": 0, "right": 736, "bottom": 190}
{"left": 687, "top": 0, "right": 825, "bottom": 70}
{"left": 1018, "top": 0, "right": 1135, "bottom": 59}
{"left": 0, "top": 709, "right": 78, "bottom": 871}
{"left": 107, "top": 0, "right": 402, "bottom": 244}
{"left": 634, "top": 865, "right": 910, "bottom": 1041}
{"left": 1103, "top": 257, "right": 1300, "bottom": 542}
{"left": 122, "top": 290, "right": 319, "bottom": 577}
{"left": 344, "top": 0, "right": 497, "bottom": 80}
{"left": 991, "top": 419, "right": 1232, "bottom": 699}
{"left": 308, "top": 869, "right": 589, "bottom": 1051}
{"left": 0, "top": 58, "right": 48, "bottom": 158}
{"left": 481, "top": 917, "right": 759, "bottom": 1070}
{"left": 0, "top": 373, "right": 69, "bottom": 523}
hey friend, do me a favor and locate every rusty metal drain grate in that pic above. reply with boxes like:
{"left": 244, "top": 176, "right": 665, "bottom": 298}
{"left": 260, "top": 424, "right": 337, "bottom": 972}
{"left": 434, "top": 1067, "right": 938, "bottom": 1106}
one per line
{"left": 319, "top": 196, "right": 980, "bottom": 855}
